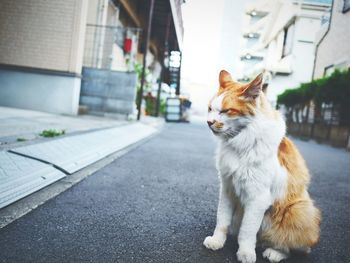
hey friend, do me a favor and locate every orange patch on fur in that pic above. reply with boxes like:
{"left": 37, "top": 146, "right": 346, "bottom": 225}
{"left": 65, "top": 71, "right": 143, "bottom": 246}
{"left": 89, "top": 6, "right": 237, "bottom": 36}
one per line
{"left": 213, "top": 72, "right": 275, "bottom": 118}
{"left": 221, "top": 92, "right": 255, "bottom": 117}
{"left": 214, "top": 81, "right": 257, "bottom": 117}
{"left": 261, "top": 137, "right": 321, "bottom": 249}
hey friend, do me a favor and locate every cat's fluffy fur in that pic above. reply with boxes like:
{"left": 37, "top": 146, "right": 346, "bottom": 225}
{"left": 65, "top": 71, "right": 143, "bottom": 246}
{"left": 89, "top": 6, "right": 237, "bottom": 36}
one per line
{"left": 203, "top": 70, "right": 320, "bottom": 263}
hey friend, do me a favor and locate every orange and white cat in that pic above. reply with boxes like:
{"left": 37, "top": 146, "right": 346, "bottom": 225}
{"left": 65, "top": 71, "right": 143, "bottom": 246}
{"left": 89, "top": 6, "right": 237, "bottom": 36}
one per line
{"left": 203, "top": 70, "right": 321, "bottom": 263}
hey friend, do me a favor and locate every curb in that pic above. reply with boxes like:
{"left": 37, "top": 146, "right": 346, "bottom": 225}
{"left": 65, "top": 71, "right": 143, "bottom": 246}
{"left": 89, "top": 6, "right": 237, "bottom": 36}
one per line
{"left": 0, "top": 124, "right": 162, "bottom": 228}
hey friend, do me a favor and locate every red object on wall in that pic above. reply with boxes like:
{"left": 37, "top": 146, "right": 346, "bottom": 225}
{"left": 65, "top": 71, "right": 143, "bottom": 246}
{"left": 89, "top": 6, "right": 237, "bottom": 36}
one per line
{"left": 124, "top": 38, "right": 132, "bottom": 53}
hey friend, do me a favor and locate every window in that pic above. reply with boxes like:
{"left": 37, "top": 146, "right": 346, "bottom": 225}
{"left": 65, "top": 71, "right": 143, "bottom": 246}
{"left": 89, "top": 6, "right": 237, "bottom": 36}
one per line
{"left": 282, "top": 23, "right": 295, "bottom": 58}
{"left": 324, "top": 62, "right": 348, "bottom": 76}
{"left": 344, "top": 0, "right": 350, "bottom": 13}
{"left": 324, "top": 65, "right": 334, "bottom": 77}
{"left": 320, "top": 7, "right": 331, "bottom": 25}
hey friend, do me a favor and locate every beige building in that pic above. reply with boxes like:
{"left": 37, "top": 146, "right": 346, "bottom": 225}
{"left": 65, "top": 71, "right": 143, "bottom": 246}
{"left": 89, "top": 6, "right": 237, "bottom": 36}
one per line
{"left": 0, "top": 0, "right": 88, "bottom": 115}
{"left": 313, "top": 0, "right": 350, "bottom": 78}
{"left": 0, "top": 0, "right": 184, "bottom": 116}
{"left": 0, "top": 0, "right": 87, "bottom": 74}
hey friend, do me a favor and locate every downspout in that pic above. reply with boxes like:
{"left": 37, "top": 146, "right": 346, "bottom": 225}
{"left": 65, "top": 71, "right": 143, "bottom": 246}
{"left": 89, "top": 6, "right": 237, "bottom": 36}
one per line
{"left": 312, "top": 0, "right": 334, "bottom": 79}
{"left": 91, "top": 0, "right": 101, "bottom": 67}
{"left": 310, "top": 0, "right": 334, "bottom": 139}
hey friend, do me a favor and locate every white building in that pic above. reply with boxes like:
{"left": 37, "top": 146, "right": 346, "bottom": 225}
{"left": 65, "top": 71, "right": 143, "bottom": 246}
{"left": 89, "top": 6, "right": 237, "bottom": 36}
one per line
{"left": 313, "top": 0, "right": 350, "bottom": 78}
{"left": 238, "top": 0, "right": 332, "bottom": 106}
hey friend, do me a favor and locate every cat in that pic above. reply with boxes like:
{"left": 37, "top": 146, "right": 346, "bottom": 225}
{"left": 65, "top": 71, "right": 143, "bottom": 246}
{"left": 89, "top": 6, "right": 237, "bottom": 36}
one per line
{"left": 203, "top": 70, "right": 321, "bottom": 263}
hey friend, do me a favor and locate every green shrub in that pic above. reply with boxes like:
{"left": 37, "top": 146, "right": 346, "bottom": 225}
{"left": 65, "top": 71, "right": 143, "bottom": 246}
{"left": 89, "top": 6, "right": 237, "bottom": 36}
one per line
{"left": 277, "top": 69, "right": 350, "bottom": 123}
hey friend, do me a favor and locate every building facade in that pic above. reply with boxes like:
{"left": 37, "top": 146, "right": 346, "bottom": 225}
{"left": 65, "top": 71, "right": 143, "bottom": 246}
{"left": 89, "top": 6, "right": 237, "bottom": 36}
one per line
{"left": 0, "top": 0, "right": 88, "bottom": 115}
{"left": 238, "top": 0, "right": 331, "bottom": 106}
{"left": 313, "top": 0, "right": 350, "bottom": 78}
{"left": 0, "top": 0, "right": 184, "bottom": 116}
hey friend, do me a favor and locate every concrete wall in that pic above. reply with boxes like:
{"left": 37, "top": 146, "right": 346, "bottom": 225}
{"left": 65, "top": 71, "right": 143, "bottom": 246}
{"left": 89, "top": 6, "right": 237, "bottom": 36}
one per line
{"left": 314, "top": 0, "right": 350, "bottom": 78}
{"left": 293, "top": 17, "right": 320, "bottom": 81}
{"left": 287, "top": 121, "right": 350, "bottom": 148}
{"left": 0, "top": 69, "right": 81, "bottom": 115}
{"left": 80, "top": 67, "right": 137, "bottom": 115}
{"left": 0, "top": 0, "right": 88, "bottom": 115}
{"left": 0, "top": 0, "right": 88, "bottom": 74}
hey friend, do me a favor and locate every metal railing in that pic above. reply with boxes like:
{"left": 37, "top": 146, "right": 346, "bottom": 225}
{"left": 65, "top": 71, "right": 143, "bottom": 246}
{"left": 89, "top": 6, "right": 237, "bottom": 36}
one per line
{"left": 83, "top": 24, "right": 141, "bottom": 71}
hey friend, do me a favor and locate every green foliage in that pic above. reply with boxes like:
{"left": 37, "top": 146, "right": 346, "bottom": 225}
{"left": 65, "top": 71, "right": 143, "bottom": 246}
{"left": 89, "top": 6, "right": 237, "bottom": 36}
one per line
{"left": 159, "top": 99, "right": 166, "bottom": 115}
{"left": 17, "top": 137, "right": 26, "bottom": 142}
{"left": 39, "top": 129, "right": 65, "bottom": 138}
{"left": 277, "top": 69, "right": 350, "bottom": 121}
{"left": 134, "top": 63, "right": 143, "bottom": 80}
{"left": 144, "top": 93, "right": 156, "bottom": 116}
{"left": 277, "top": 88, "right": 302, "bottom": 107}
{"left": 134, "top": 63, "right": 152, "bottom": 90}
{"left": 134, "top": 62, "right": 152, "bottom": 108}
{"left": 142, "top": 95, "right": 166, "bottom": 116}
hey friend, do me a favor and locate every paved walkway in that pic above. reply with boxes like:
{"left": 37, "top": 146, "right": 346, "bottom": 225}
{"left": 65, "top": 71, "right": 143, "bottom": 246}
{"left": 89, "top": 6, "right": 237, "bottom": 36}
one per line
{"left": 0, "top": 123, "right": 349, "bottom": 262}
{"left": 0, "top": 106, "right": 126, "bottom": 149}
{"left": 0, "top": 106, "right": 160, "bottom": 212}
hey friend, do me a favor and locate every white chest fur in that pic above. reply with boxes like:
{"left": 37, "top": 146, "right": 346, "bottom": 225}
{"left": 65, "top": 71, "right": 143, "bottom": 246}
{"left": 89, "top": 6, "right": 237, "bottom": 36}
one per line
{"left": 216, "top": 113, "right": 288, "bottom": 205}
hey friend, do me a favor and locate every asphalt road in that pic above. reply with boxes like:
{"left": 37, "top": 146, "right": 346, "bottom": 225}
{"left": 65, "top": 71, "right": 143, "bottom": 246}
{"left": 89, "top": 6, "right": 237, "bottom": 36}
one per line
{"left": 0, "top": 122, "right": 349, "bottom": 263}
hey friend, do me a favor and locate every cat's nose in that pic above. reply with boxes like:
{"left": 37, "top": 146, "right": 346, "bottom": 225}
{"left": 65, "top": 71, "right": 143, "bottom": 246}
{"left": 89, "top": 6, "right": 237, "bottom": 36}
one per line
{"left": 207, "top": 120, "right": 216, "bottom": 127}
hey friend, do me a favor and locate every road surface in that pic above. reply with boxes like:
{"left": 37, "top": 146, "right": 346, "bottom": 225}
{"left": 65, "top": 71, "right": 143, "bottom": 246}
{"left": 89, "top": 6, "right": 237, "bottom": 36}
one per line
{"left": 0, "top": 122, "right": 349, "bottom": 262}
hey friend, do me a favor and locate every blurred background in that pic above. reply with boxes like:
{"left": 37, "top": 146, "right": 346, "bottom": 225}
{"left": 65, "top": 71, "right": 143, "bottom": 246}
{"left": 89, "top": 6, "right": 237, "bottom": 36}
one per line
{"left": 0, "top": 1, "right": 350, "bottom": 262}
{"left": 0, "top": 0, "right": 349, "bottom": 146}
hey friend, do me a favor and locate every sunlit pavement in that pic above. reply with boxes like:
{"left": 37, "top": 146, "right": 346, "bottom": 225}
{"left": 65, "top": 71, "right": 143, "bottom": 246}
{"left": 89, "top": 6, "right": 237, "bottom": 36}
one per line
{"left": 0, "top": 122, "right": 349, "bottom": 262}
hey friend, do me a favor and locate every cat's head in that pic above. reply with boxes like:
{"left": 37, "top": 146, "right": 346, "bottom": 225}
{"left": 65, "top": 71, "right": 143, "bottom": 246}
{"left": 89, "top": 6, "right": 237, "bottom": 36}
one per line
{"left": 207, "top": 70, "right": 268, "bottom": 138}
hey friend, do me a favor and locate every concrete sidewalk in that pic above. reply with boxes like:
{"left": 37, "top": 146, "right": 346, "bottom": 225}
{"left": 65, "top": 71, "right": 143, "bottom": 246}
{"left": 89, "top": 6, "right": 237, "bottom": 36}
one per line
{"left": 0, "top": 106, "right": 127, "bottom": 149}
{"left": 0, "top": 106, "right": 162, "bottom": 223}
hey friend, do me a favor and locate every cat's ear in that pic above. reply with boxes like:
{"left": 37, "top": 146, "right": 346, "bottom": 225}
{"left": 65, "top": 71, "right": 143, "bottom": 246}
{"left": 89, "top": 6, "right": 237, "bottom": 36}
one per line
{"left": 262, "top": 83, "right": 268, "bottom": 94}
{"left": 261, "top": 71, "right": 271, "bottom": 94}
{"left": 241, "top": 73, "right": 264, "bottom": 99}
{"left": 219, "top": 70, "right": 233, "bottom": 88}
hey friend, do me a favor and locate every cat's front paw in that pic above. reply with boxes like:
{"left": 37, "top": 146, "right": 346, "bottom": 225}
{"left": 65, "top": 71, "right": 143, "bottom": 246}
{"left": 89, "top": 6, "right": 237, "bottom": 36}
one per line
{"left": 203, "top": 235, "right": 225, "bottom": 250}
{"left": 236, "top": 247, "right": 256, "bottom": 263}
{"left": 263, "top": 248, "right": 289, "bottom": 262}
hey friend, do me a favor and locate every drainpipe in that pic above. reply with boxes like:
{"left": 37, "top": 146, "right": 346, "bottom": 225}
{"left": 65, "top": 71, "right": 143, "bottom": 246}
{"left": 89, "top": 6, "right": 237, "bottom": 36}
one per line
{"left": 310, "top": 0, "right": 334, "bottom": 139}
{"left": 137, "top": 0, "right": 155, "bottom": 120}
{"left": 312, "top": 0, "right": 334, "bottom": 79}
{"left": 92, "top": 0, "right": 102, "bottom": 67}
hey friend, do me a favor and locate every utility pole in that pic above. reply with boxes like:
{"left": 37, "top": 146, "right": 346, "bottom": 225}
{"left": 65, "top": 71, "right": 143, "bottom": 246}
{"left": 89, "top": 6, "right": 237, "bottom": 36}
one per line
{"left": 176, "top": 52, "right": 182, "bottom": 96}
{"left": 155, "top": 72, "right": 163, "bottom": 117}
{"left": 137, "top": 0, "right": 155, "bottom": 120}
{"left": 155, "top": 14, "right": 171, "bottom": 117}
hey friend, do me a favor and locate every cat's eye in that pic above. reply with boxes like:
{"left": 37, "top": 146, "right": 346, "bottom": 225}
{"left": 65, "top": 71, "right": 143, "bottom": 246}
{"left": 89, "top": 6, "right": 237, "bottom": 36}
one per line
{"left": 220, "top": 109, "right": 229, "bottom": 114}
{"left": 208, "top": 106, "right": 212, "bottom": 112}
{"left": 220, "top": 108, "right": 239, "bottom": 115}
